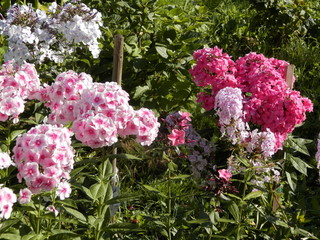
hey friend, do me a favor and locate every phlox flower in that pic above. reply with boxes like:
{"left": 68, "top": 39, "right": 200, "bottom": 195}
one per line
{"left": 13, "top": 124, "right": 74, "bottom": 194}
{"left": 218, "top": 169, "right": 232, "bottom": 181}
{"left": 56, "top": 182, "right": 71, "bottom": 200}
{"left": 168, "top": 129, "right": 185, "bottom": 146}
{"left": 18, "top": 188, "right": 32, "bottom": 204}
{"left": 47, "top": 205, "right": 59, "bottom": 217}
{"left": 0, "top": 152, "right": 14, "bottom": 169}
{"left": 0, "top": 187, "right": 16, "bottom": 219}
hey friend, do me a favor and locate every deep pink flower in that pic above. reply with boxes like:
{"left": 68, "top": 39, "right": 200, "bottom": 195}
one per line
{"left": 218, "top": 169, "right": 232, "bottom": 181}
{"left": 168, "top": 129, "right": 186, "bottom": 146}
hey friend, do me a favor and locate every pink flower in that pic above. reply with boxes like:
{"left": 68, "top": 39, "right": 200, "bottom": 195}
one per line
{"left": 168, "top": 129, "right": 186, "bottom": 146}
{"left": 56, "top": 182, "right": 72, "bottom": 200}
{"left": 18, "top": 188, "right": 32, "bottom": 204}
{"left": 218, "top": 169, "right": 232, "bottom": 181}
{"left": 0, "top": 152, "right": 14, "bottom": 169}
{"left": 47, "top": 205, "right": 59, "bottom": 217}
{"left": 0, "top": 187, "right": 16, "bottom": 219}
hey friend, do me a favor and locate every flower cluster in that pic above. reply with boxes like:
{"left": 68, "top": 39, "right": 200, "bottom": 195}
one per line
{"left": 13, "top": 124, "right": 74, "bottom": 198}
{"left": 0, "top": 186, "right": 16, "bottom": 219}
{"left": 315, "top": 136, "right": 320, "bottom": 179}
{"left": 38, "top": 71, "right": 159, "bottom": 148}
{"left": 190, "top": 47, "right": 313, "bottom": 150}
{"left": 0, "top": 60, "right": 40, "bottom": 122}
{"left": 164, "top": 111, "right": 215, "bottom": 178}
{"left": 0, "top": 1, "right": 102, "bottom": 64}
{"left": 38, "top": 70, "right": 93, "bottom": 125}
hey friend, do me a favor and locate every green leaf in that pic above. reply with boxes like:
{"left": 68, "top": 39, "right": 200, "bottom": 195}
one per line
{"left": 287, "top": 154, "right": 312, "bottom": 176}
{"left": 105, "top": 223, "right": 146, "bottom": 232}
{"left": 170, "top": 174, "right": 190, "bottom": 179}
{"left": 63, "top": 207, "right": 87, "bottom": 224}
{"left": 108, "top": 154, "right": 141, "bottom": 161}
{"left": 90, "top": 183, "right": 107, "bottom": 201}
{"left": 105, "top": 193, "right": 141, "bottom": 205}
{"left": 0, "top": 219, "right": 20, "bottom": 234}
{"left": 9, "top": 129, "right": 26, "bottom": 141}
{"left": 168, "top": 161, "right": 178, "bottom": 172}
{"left": 285, "top": 171, "right": 297, "bottom": 191}
{"left": 81, "top": 186, "right": 94, "bottom": 200}
{"left": 49, "top": 230, "right": 80, "bottom": 240}
{"left": 227, "top": 201, "right": 240, "bottom": 223}
{"left": 133, "top": 85, "right": 149, "bottom": 99}
{"left": 286, "top": 136, "right": 312, "bottom": 156}
{"left": 155, "top": 46, "right": 168, "bottom": 59}
{"left": 186, "top": 218, "right": 210, "bottom": 224}
{"left": 143, "top": 185, "right": 168, "bottom": 198}
{"left": 243, "top": 191, "right": 264, "bottom": 200}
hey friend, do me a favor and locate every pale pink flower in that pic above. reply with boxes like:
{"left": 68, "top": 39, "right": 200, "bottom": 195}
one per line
{"left": 47, "top": 205, "right": 59, "bottom": 217}
{"left": 18, "top": 188, "right": 32, "bottom": 204}
{"left": 56, "top": 182, "right": 72, "bottom": 200}
{"left": 0, "top": 187, "right": 16, "bottom": 219}
{"left": 0, "top": 152, "right": 14, "bottom": 169}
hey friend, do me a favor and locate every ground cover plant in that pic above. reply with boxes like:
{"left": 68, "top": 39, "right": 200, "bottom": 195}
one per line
{"left": 0, "top": 0, "right": 320, "bottom": 239}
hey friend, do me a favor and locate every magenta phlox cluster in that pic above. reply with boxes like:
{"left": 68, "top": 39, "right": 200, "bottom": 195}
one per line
{"left": 189, "top": 47, "right": 236, "bottom": 88}
{"left": 13, "top": 124, "right": 74, "bottom": 196}
{"left": 0, "top": 186, "right": 16, "bottom": 219}
{"left": 190, "top": 47, "right": 313, "bottom": 150}
{"left": 165, "top": 111, "right": 191, "bottom": 146}
{"left": 0, "top": 61, "right": 40, "bottom": 123}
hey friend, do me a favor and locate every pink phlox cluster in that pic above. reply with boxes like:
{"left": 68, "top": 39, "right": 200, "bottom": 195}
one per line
{"left": 189, "top": 47, "right": 236, "bottom": 88}
{"left": 0, "top": 60, "right": 40, "bottom": 123}
{"left": 13, "top": 124, "right": 74, "bottom": 195}
{"left": 0, "top": 186, "right": 16, "bottom": 219}
{"left": 40, "top": 73, "right": 160, "bottom": 148}
{"left": 191, "top": 47, "right": 313, "bottom": 150}
{"left": 0, "top": 152, "right": 14, "bottom": 169}
{"left": 236, "top": 52, "right": 313, "bottom": 149}
{"left": 39, "top": 70, "right": 93, "bottom": 124}
{"left": 72, "top": 111, "right": 118, "bottom": 148}
{"left": 119, "top": 108, "right": 160, "bottom": 146}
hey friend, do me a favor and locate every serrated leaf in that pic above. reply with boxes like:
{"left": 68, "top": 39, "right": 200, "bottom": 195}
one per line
{"left": 155, "top": 46, "right": 168, "bottom": 58}
{"left": 63, "top": 207, "right": 86, "bottom": 224}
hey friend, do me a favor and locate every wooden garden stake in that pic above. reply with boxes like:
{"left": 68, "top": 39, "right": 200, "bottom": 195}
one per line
{"left": 111, "top": 35, "right": 124, "bottom": 178}
{"left": 285, "top": 64, "right": 295, "bottom": 90}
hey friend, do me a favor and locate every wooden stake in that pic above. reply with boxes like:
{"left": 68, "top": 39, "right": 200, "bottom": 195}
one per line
{"left": 111, "top": 35, "right": 124, "bottom": 177}
{"left": 112, "top": 35, "right": 124, "bottom": 85}
{"left": 285, "top": 64, "right": 295, "bottom": 90}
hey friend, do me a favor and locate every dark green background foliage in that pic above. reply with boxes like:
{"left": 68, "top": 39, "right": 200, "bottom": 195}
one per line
{"left": 1, "top": 0, "right": 320, "bottom": 239}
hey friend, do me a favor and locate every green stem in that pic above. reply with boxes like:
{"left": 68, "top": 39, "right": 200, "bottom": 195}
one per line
{"left": 36, "top": 198, "right": 41, "bottom": 234}
{"left": 167, "top": 167, "right": 172, "bottom": 240}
